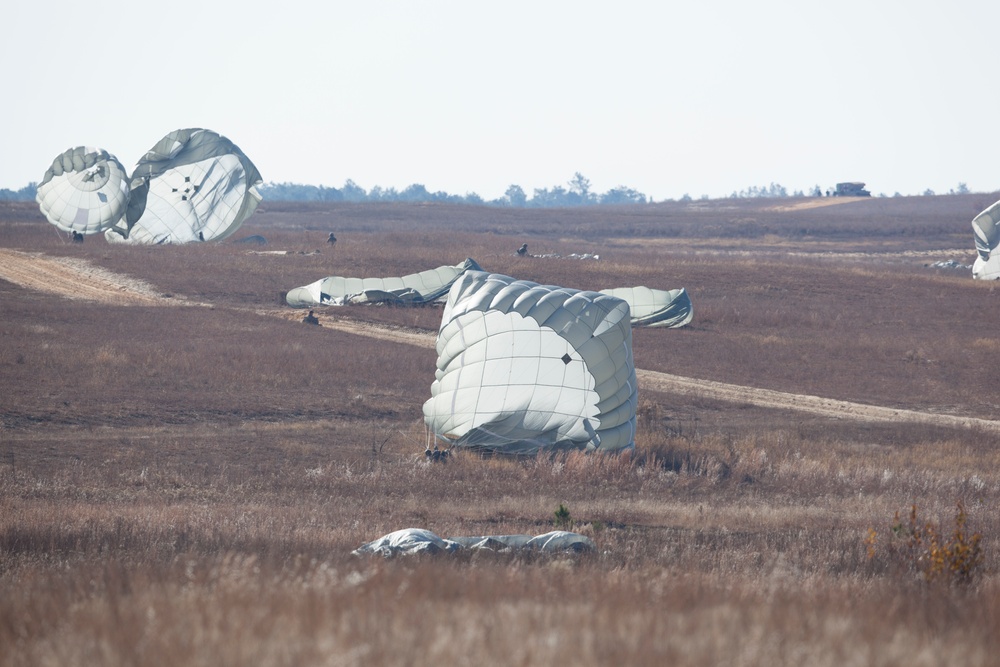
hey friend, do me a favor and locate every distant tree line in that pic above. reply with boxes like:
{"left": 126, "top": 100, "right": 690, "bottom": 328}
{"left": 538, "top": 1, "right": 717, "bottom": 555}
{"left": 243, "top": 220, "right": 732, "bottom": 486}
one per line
{"left": 1, "top": 173, "right": 645, "bottom": 206}
{"left": 0, "top": 184, "right": 37, "bottom": 201}
{"left": 260, "top": 172, "right": 649, "bottom": 207}
{"left": 0, "top": 178, "right": 979, "bottom": 206}
{"left": 729, "top": 182, "right": 792, "bottom": 198}
{"left": 685, "top": 182, "right": 974, "bottom": 201}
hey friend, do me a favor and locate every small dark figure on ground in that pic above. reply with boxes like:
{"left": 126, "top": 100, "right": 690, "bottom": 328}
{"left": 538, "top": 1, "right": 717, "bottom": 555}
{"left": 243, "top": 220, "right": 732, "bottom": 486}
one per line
{"left": 327, "top": 232, "right": 337, "bottom": 245}
{"left": 424, "top": 445, "right": 450, "bottom": 463}
{"left": 517, "top": 243, "right": 528, "bottom": 256}
{"left": 71, "top": 231, "right": 84, "bottom": 243}
{"left": 303, "top": 309, "right": 320, "bottom": 325}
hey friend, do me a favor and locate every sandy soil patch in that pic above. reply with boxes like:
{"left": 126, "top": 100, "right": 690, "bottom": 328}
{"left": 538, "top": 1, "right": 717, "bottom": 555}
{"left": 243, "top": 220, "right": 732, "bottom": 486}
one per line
{"left": 767, "top": 197, "right": 870, "bottom": 212}
{"left": 0, "top": 249, "right": 193, "bottom": 306}
{"left": 257, "top": 306, "right": 438, "bottom": 348}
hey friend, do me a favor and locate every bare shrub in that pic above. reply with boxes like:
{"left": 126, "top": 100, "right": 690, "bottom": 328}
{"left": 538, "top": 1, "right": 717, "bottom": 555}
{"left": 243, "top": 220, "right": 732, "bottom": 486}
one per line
{"left": 867, "top": 501, "right": 986, "bottom": 586}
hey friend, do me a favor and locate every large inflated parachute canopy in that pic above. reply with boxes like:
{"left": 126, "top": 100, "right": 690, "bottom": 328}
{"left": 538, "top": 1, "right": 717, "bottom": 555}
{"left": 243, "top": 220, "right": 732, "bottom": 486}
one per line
{"left": 600, "top": 286, "right": 693, "bottom": 328}
{"left": 423, "top": 271, "right": 637, "bottom": 456}
{"left": 285, "top": 258, "right": 483, "bottom": 307}
{"left": 36, "top": 147, "right": 129, "bottom": 235}
{"left": 972, "top": 200, "right": 1000, "bottom": 280}
{"left": 106, "top": 128, "right": 262, "bottom": 244}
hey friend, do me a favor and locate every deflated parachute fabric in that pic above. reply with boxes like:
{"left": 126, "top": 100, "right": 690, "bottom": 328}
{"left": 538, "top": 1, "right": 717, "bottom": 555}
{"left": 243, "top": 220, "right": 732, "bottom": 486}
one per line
{"left": 351, "top": 528, "right": 461, "bottom": 557}
{"left": 285, "top": 258, "right": 483, "bottom": 307}
{"left": 447, "top": 531, "right": 595, "bottom": 553}
{"left": 599, "top": 286, "right": 693, "bottom": 328}
{"left": 423, "top": 271, "right": 637, "bottom": 455}
{"left": 972, "top": 200, "right": 1000, "bottom": 280}
{"left": 105, "top": 128, "right": 262, "bottom": 244}
{"left": 36, "top": 147, "right": 129, "bottom": 235}
{"left": 352, "top": 528, "right": 595, "bottom": 556}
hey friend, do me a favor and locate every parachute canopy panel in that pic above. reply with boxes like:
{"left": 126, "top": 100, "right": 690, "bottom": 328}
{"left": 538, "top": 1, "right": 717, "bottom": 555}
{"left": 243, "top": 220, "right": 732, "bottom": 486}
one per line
{"left": 352, "top": 528, "right": 595, "bottom": 557}
{"left": 423, "top": 271, "right": 637, "bottom": 456}
{"left": 285, "top": 258, "right": 483, "bottom": 308}
{"left": 972, "top": 200, "right": 1000, "bottom": 280}
{"left": 36, "top": 147, "right": 129, "bottom": 235}
{"left": 106, "top": 128, "right": 262, "bottom": 245}
{"left": 600, "top": 286, "right": 693, "bottom": 328}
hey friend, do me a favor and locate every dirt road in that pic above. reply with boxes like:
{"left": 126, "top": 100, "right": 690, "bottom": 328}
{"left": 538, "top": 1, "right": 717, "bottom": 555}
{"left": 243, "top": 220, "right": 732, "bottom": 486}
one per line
{"left": 634, "top": 369, "right": 1000, "bottom": 432}
{"left": 4, "top": 249, "right": 999, "bottom": 433}
{"left": 0, "top": 248, "right": 179, "bottom": 306}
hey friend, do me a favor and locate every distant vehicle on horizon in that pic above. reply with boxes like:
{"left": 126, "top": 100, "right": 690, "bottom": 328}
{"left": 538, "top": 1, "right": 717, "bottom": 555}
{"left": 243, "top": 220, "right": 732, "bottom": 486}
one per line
{"left": 834, "top": 182, "right": 871, "bottom": 197}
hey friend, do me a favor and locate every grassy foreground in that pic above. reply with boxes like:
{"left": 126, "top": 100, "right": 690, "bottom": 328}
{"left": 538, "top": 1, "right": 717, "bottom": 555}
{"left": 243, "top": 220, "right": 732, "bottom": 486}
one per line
{"left": 2, "top": 195, "right": 999, "bottom": 665}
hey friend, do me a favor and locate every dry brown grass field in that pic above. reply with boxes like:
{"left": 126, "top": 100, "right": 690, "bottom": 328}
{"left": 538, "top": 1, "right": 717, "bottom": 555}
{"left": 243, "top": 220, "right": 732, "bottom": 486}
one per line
{"left": 2, "top": 194, "right": 1000, "bottom": 665}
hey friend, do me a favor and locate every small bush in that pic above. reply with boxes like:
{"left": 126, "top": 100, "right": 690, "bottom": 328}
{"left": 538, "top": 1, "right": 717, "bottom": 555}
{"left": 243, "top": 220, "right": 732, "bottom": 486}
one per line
{"left": 553, "top": 503, "right": 572, "bottom": 530}
{"left": 866, "top": 501, "right": 985, "bottom": 586}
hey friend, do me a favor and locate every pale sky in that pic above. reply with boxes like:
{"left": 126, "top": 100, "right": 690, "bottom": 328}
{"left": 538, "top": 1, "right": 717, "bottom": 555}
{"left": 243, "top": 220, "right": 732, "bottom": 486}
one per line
{"left": 4, "top": 1, "right": 998, "bottom": 201}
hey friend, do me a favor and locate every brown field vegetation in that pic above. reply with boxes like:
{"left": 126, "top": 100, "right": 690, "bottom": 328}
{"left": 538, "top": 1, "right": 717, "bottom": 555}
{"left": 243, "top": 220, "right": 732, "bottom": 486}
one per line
{"left": 2, "top": 194, "right": 1000, "bottom": 665}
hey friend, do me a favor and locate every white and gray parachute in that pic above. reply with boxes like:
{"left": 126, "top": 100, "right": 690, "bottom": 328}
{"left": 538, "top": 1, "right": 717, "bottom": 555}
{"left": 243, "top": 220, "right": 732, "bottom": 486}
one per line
{"left": 423, "top": 271, "right": 637, "bottom": 455}
{"left": 285, "top": 258, "right": 483, "bottom": 308}
{"left": 352, "top": 528, "right": 595, "bottom": 557}
{"left": 106, "top": 128, "right": 262, "bottom": 244}
{"left": 36, "top": 147, "right": 130, "bottom": 235}
{"left": 972, "top": 200, "right": 1000, "bottom": 280}
{"left": 600, "top": 286, "right": 693, "bottom": 328}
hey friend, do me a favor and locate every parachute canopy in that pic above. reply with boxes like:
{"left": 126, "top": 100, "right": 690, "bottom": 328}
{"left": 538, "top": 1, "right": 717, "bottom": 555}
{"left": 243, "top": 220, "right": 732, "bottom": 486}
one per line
{"left": 36, "top": 147, "right": 129, "bottom": 235}
{"left": 972, "top": 200, "right": 1000, "bottom": 280}
{"left": 285, "top": 258, "right": 483, "bottom": 308}
{"left": 423, "top": 271, "right": 637, "bottom": 455}
{"left": 106, "top": 128, "right": 262, "bottom": 245}
{"left": 600, "top": 286, "right": 693, "bottom": 328}
{"left": 352, "top": 528, "right": 595, "bottom": 557}
{"left": 353, "top": 528, "right": 460, "bottom": 556}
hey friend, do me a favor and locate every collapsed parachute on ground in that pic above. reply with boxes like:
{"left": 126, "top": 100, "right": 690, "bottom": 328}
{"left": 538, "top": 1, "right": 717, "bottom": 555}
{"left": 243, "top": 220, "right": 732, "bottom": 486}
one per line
{"left": 285, "top": 258, "right": 483, "bottom": 308}
{"left": 36, "top": 147, "right": 130, "bottom": 235}
{"left": 600, "top": 286, "right": 693, "bottom": 328}
{"left": 105, "top": 128, "right": 262, "bottom": 245}
{"left": 972, "top": 200, "right": 1000, "bottom": 280}
{"left": 352, "top": 528, "right": 595, "bottom": 557}
{"left": 423, "top": 271, "right": 637, "bottom": 456}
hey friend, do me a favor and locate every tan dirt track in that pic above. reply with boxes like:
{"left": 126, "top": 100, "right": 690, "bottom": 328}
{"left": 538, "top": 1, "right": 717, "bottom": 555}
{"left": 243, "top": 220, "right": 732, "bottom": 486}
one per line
{"left": 0, "top": 248, "right": 190, "bottom": 306}
{"left": 766, "top": 196, "right": 870, "bottom": 212}
{"left": 4, "top": 249, "right": 1000, "bottom": 433}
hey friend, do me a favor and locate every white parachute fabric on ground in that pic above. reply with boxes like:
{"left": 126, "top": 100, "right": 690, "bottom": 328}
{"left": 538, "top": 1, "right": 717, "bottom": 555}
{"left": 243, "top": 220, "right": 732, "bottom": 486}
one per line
{"left": 36, "top": 147, "right": 129, "bottom": 235}
{"left": 105, "top": 128, "right": 262, "bottom": 244}
{"left": 600, "top": 286, "right": 693, "bottom": 328}
{"left": 353, "top": 529, "right": 595, "bottom": 556}
{"left": 285, "top": 258, "right": 483, "bottom": 307}
{"left": 351, "top": 528, "right": 461, "bottom": 557}
{"left": 972, "top": 200, "right": 1000, "bottom": 280}
{"left": 523, "top": 531, "right": 595, "bottom": 552}
{"left": 423, "top": 271, "right": 637, "bottom": 455}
